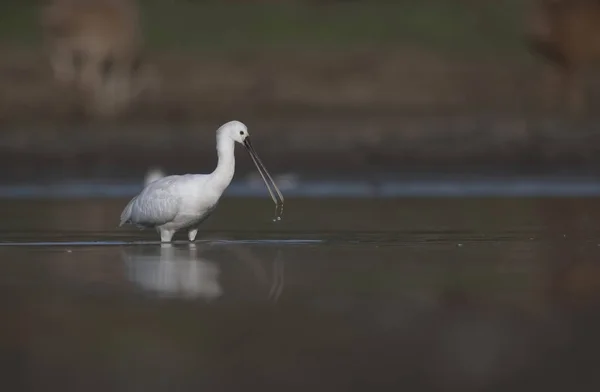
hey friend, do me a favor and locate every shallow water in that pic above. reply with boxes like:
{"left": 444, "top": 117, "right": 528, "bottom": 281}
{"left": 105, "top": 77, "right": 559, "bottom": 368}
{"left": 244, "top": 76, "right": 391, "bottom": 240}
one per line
{"left": 2, "top": 197, "right": 600, "bottom": 391}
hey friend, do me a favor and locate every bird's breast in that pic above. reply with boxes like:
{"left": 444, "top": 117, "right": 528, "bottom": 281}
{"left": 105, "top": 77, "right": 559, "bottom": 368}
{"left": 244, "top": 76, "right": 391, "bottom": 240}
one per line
{"left": 181, "top": 192, "right": 219, "bottom": 217}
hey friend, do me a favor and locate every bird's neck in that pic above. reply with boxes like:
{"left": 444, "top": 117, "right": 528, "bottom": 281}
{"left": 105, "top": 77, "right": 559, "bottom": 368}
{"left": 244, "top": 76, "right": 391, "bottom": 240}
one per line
{"left": 210, "top": 134, "right": 236, "bottom": 193}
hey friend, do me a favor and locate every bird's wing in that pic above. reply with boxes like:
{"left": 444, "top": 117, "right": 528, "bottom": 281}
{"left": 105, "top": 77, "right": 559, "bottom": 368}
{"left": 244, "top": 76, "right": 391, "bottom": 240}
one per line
{"left": 119, "top": 195, "right": 138, "bottom": 226}
{"left": 121, "top": 176, "right": 182, "bottom": 227}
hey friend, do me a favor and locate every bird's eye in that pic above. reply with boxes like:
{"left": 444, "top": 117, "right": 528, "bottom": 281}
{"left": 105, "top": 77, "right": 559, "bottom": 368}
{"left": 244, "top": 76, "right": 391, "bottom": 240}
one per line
{"left": 239, "top": 131, "right": 244, "bottom": 135}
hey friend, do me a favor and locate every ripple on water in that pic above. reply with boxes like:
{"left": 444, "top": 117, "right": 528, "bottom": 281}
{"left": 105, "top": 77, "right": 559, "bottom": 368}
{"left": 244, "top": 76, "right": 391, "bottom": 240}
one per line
{"left": 0, "top": 229, "right": 561, "bottom": 248}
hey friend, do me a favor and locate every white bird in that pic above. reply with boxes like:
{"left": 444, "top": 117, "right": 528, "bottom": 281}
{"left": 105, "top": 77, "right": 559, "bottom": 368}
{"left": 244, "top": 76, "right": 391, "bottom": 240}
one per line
{"left": 119, "top": 120, "right": 284, "bottom": 243}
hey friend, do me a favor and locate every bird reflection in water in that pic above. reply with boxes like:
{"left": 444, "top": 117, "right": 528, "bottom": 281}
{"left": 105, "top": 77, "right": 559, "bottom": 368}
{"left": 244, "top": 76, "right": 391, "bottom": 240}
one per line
{"left": 268, "top": 250, "right": 284, "bottom": 301}
{"left": 226, "top": 246, "right": 285, "bottom": 302}
{"left": 122, "top": 244, "right": 222, "bottom": 300}
{"left": 122, "top": 242, "right": 285, "bottom": 302}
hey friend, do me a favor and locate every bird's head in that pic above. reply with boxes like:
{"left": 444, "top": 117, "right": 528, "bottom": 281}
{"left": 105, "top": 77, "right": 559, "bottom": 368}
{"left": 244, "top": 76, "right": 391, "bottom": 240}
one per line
{"left": 219, "top": 120, "right": 249, "bottom": 145}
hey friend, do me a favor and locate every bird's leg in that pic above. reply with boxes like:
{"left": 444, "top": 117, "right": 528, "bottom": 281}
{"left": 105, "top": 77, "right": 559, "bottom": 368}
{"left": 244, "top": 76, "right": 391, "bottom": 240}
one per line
{"left": 188, "top": 228, "right": 198, "bottom": 242}
{"left": 159, "top": 229, "right": 175, "bottom": 243}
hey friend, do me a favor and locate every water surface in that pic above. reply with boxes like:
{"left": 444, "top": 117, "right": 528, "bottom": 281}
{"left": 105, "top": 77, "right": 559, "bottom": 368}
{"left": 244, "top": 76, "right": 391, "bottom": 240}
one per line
{"left": 1, "top": 197, "right": 600, "bottom": 391}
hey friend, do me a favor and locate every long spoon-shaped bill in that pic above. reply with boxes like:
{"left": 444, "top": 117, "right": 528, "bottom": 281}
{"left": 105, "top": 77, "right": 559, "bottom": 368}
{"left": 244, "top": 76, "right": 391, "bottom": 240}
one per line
{"left": 243, "top": 138, "right": 284, "bottom": 218}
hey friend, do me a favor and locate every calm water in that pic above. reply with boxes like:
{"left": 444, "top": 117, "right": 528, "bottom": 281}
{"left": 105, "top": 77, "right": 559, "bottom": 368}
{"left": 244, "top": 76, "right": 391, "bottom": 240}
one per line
{"left": 2, "top": 197, "right": 600, "bottom": 391}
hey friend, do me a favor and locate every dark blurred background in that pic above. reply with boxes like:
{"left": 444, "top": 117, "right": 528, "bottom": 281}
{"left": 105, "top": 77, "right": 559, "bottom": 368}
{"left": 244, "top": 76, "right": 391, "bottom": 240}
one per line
{"left": 2, "top": 0, "right": 600, "bottom": 181}
{"left": 4, "top": 2, "right": 600, "bottom": 392}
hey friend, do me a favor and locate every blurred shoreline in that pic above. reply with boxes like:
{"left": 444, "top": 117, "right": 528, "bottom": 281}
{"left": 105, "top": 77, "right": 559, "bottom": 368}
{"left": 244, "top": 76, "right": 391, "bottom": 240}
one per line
{"left": 2, "top": 115, "right": 600, "bottom": 176}
{"left": 0, "top": 45, "right": 599, "bottom": 172}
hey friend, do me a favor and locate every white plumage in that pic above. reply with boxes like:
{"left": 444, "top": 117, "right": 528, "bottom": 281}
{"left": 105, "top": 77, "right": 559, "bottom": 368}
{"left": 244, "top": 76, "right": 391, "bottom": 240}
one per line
{"left": 119, "top": 121, "right": 283, "bottom": 242}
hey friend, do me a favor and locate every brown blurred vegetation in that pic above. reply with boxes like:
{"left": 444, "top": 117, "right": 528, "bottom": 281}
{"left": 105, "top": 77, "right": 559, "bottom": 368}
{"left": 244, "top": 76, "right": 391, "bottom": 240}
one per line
{"left": 526, "top": 0, "right": 600, "bottom": 116}
{"left": 1, "top": 0, "right": 600, "bottom": 167}
{"left": 0, "top": 0, "right": 572, "bottom": 123}
{"left": 38, "top": 0, "right": 158, "bottom": 118}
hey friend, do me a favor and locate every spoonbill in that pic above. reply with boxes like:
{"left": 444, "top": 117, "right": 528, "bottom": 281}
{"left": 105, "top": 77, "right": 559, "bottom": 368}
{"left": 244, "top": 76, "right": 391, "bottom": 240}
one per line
{"left": 119, "top": 121, "right": 284, "bottom": 242}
